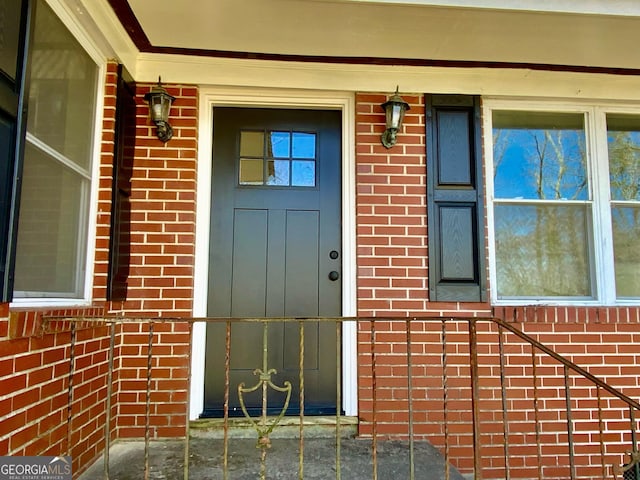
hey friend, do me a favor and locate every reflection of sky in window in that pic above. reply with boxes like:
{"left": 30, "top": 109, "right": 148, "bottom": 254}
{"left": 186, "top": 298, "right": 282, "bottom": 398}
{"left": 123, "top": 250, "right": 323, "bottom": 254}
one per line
{"left": 270, "top": 132, "right": 290, "bottom": 157}
{"left": 262, "top": 131, "right": 317, "bottom": 187}
{"left": 292, "top": 133, "right": 315, "bottom": 159}
{"left": 493, "top": 127, "right": 587, "bottom": 200}
{"left": 292, "top": 161, "right": 315, "bottom": 186}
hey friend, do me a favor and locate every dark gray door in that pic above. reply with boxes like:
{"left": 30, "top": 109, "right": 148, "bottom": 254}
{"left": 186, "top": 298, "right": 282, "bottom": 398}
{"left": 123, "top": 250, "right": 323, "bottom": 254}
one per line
{"left": 203, "top": 107, "right": 342, "bottom": 417}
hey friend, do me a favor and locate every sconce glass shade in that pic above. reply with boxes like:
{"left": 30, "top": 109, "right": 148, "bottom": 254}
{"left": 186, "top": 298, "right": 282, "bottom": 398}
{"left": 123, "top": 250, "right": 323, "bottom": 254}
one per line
{"left": 381, "top": 87, "right": 410, "bottom": 149}
{"left": 144, "top": 77, "right": 175, "bottom": 142}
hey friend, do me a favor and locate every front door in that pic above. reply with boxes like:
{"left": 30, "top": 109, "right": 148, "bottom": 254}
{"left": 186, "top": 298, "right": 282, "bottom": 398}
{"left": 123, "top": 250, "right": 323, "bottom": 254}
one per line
{"left": 203, "top": 107, "right": 342, "bottom": 417}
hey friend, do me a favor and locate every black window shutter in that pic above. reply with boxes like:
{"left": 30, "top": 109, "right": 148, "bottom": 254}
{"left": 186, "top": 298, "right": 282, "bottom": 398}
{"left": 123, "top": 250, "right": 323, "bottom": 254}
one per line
{"left": 426, "top": 94, "right": 486, "bottom": 302}
{"left": 0, "top": 0, "right": 34, "bottom": 302}
{"left": 107, "top": 64, "right": 135, "bottom": 301}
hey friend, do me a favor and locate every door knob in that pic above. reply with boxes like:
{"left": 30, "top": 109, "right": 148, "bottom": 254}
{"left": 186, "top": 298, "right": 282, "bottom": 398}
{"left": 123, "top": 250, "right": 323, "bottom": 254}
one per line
{"left": 328, "top": 271, "right": 340, "bottom": 281}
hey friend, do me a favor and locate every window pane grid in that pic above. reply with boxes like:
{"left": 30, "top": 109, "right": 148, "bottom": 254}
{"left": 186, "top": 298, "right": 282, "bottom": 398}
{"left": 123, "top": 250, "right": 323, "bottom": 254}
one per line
{"left": 26, "top": 0, "right": 98, "bottom": 171}
{"left": 491, "top": 109, "right": 595, "bottom": 300}
{"left": 239, "top": 129, "right": 317, "bottom": 187}
{"left": 493, "top": 198, "right": 591, "bottom": 206}
{"left": 488, "top": 104, "right": 640, "bottom": 304}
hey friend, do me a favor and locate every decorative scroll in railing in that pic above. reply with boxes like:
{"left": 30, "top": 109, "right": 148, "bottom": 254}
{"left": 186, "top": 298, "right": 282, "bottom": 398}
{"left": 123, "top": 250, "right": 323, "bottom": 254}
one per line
{"left": 615, "top": 451, "right": 640, "bottom": 480}
{"left": 44, "top": 316, "right": 640, "bottom": 480}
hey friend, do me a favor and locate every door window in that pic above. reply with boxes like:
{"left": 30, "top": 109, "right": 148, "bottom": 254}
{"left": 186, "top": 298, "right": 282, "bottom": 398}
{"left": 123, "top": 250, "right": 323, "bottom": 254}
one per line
{"left": 239, "top": 130, "right": 317, "bottom": 187}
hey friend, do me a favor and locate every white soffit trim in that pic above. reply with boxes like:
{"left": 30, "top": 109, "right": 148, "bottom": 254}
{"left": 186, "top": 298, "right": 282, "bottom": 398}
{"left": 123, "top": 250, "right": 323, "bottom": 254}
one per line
{"left": 328, "top": 0, "right": 640, "bottom": 17}
{"left": 62, "top": 0, "right": 138, "bottom": 73}
{"left": 137, "top": 54, "right": 640, "bottom": 102}
{"left": 46, "top": 0, "right": 109, "bottom": 63}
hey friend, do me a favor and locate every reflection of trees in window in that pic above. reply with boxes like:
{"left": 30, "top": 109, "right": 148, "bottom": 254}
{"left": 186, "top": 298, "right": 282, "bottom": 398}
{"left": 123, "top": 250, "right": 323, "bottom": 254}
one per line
{"left": 493, "top": 118, "right": 587, "bottom": 200}
{"left": 611, "top": 207, "right": 640, "bottom": 297}
{"left": 608, "top": 131, "right": 640, "bottom": 201}
{"left": 491, "top": 108, "right": 640, "bottom": 301}
{"left": 495, "top": 205, "right": 590, "bottom": 298}
{"left": 528, "top": 130, "right": 587, "bottom": 200}
{"left": 607, "top": 118, "right": 640, "bottom": 297}
{"left": 239, "top": 130, "right": 316, "bottom": 187}
{"left": 492, "top": 130, "right": 509, "bottom": 181}
{"left": 492, "top": 111, "right": 591, "bottom": 299}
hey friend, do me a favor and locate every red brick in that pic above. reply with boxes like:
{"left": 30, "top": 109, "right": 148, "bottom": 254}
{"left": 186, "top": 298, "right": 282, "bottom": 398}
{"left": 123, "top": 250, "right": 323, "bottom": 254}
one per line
{"left": 9, "top": 423, "right": 39, "bottom": 451}
{"left": 0, "top": 337, "right": 29, "bottom": 357}
{"left": 0, "top": 372, "right": 27, "bottom": 393}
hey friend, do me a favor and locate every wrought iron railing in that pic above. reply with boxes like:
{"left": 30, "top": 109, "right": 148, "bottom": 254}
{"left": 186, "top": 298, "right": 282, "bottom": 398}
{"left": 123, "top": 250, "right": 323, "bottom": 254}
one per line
{"left": 481, "top": 318, "right": 640, "bottom": 480}
{"left": 46, "top": 316, "right": 640, "bottom": 480}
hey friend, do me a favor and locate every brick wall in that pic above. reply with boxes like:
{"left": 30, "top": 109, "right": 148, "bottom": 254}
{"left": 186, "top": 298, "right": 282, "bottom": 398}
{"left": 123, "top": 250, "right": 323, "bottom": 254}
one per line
{"left": 2, "top": 82, "right": 639, "bottom": 479}
{"left": 0, "top": 65, "right": 197, "bottom": 476}
{"left": 0, "top": 62, "right": 123, "bottom": 475}
{"left": 357, "top": 93, "right": 430, "bottom": 316}
{"left": 354, "top": 92, "right": 640, "bottom": 478}
{"left": 0, "top": 309, "right": 108, "bottom": 475}
{"left": 356, "top": 314, "right": 640, "bottom": 478}
{"left": 100, "top": 78, "right": 198, "bottom": 441}
{"left": 96, "top": 76, "right": 198, "bottom": 316}
{"left": 355, "top": 93, "right": 491, "bottom": 318}
{"left": 115, "top": 321, "right": 190, "bottom": 439}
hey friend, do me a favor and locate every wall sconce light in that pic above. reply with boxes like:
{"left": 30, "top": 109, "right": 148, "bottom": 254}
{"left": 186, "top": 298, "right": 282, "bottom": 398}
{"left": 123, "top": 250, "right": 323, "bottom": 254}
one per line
{"left": 144, "top": 77, "right": 175, "bottom": 143}
{"left": 380, "top": 87, "right": 410, "bottom": 149}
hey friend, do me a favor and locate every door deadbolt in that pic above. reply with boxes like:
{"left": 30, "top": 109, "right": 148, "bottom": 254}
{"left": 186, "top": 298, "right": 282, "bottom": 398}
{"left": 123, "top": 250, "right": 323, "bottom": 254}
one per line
{"left": 329, "top": 250, "right": 339, "bottom": 259}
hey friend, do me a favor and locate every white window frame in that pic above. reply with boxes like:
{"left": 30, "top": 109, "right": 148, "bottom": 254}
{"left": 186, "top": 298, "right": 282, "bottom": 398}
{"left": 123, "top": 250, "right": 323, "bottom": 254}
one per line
{"left": 484, "top": 98, "right": 640, "bottom": 306}
{"left": 10, "top": 0, "right": 106, "bottom": 307}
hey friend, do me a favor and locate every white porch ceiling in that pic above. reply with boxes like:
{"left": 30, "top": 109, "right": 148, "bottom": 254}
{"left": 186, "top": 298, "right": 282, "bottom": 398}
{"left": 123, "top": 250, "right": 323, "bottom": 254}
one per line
{"left": 322, "top": 0, "right": 640, "bottom": 17}
{"left": 122, "top": 0, "right": 640, "bottom": 70}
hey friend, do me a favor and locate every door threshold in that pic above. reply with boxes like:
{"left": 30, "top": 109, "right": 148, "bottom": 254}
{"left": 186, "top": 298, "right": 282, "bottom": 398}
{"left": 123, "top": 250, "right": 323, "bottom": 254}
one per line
{"left": 190, "top": 416, "right": 358, "bottom": 439}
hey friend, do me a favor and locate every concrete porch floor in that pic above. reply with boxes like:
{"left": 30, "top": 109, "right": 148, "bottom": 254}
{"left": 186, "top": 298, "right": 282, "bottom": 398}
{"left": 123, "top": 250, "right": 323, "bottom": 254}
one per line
{"left": 78, "top": 418, "right": 468, "bottom": 479}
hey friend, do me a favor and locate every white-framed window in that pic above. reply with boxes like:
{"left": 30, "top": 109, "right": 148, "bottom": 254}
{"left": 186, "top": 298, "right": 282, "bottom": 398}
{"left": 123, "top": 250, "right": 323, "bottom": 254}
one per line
{"left": 12, "top": 0, "right": 103, "bottom": 303}
{"left": 484, "top": 99, "right": 640, "bottom": 305}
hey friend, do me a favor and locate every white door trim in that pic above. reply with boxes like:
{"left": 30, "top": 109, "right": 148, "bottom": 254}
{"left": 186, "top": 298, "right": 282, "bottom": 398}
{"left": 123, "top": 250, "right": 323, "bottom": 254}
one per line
{"left": 190, "top": 86, "right": 357, "bottom": 419}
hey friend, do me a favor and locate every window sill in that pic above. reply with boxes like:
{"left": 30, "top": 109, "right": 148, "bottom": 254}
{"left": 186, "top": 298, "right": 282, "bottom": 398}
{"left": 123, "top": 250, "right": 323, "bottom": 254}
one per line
{"left": 10, "top": 298, "right": 93, "bottom": 309}
{"left": 5, "top": 302, "right": 105, "bottom": 339}
{"left": 493, "top": 299, "right": 640, "bottom": 307}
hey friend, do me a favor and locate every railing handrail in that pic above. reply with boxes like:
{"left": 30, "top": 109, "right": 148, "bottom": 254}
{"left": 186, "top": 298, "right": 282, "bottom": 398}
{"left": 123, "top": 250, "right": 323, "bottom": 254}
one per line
{"left": 51, "top": 313, "right": 639, "bottom": 479}
{"left": 45, "top": 313, "right": 640, "bottom": 411}
{"left": 482, "top": 316, "right": 640, "bottom": 412}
